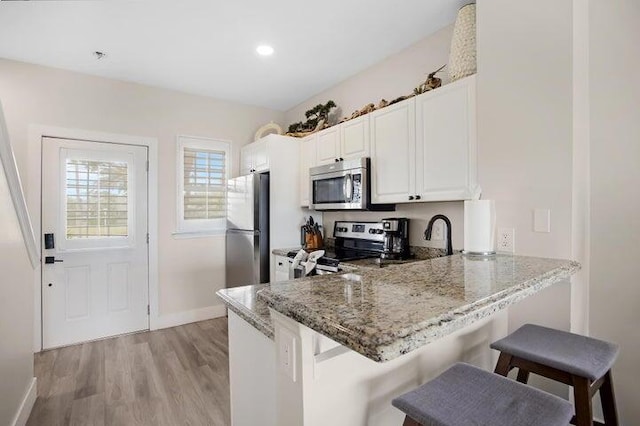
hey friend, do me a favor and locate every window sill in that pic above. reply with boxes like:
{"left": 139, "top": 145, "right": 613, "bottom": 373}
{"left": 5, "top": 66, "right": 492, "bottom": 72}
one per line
{"left": 172, "top": 230, "right": 226, "bottom": 239}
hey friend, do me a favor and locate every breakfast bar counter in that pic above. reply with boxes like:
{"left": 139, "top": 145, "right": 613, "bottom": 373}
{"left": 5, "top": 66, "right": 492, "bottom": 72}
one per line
{"left": 218, "top": 254, "right": 579, "bottom": 361}
{"left": 259, "top": 254, "right": 579, "bottom": 362}
{"left": 216, "top": 253, "right": 580, "bottom": 426}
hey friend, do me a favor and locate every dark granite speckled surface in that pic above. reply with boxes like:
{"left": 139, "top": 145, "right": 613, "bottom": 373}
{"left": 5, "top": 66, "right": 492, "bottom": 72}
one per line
{"left": 217, "top": 253, "right": 579, "bottom": 363}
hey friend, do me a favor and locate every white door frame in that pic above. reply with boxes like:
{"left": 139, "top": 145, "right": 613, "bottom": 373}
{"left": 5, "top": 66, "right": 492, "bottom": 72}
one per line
{"left": 28, "top": 125, "right": 159, "bottom": 352}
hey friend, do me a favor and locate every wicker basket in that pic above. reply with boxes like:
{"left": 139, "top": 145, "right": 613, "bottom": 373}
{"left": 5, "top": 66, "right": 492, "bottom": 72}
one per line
{"left": 449, "top": 3, "right": 477, "bottom": 82}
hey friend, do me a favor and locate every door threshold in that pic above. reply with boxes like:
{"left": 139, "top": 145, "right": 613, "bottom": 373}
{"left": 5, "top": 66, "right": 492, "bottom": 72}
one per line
{"left": 40, "top": 327, "right": 150, "bottom": 352}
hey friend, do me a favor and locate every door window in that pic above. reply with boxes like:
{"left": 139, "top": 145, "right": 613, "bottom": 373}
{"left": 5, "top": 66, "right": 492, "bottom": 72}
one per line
{"left": 58, "top": 148, "right": 137, "bottom": 251}
{"left": 65, "top": 159, "right": 129, "bottom": 239}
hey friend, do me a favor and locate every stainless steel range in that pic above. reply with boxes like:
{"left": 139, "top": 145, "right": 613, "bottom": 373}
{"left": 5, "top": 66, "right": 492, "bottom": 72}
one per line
{"left": 286, "top": 220, "right": 388, "bottom": 278}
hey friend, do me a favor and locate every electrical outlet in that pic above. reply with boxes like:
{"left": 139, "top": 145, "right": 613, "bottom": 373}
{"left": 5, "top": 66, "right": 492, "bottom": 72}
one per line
{"left": 498, "top": 228, "right": 515, "bottom": 253}
{"left": 278, "top": 328, "right": 297, "bottom": 382}
{"left": 432, "top": 221, "right": 444, "bottom": 241}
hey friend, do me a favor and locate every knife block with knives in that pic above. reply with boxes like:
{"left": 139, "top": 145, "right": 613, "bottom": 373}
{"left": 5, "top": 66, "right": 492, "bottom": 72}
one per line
{"left": 301, "top": 216, "right": 323, "bottom": 250}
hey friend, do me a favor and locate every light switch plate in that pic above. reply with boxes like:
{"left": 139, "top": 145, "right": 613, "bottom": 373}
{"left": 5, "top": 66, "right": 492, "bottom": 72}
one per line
{"left": 533, "top": 209, "right": 551, "bottom": 233}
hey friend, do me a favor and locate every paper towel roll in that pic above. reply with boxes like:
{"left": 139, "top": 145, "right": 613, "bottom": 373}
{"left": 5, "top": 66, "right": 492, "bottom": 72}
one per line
{"left": 464, "top": 200, "right": 496, "bottom": 254}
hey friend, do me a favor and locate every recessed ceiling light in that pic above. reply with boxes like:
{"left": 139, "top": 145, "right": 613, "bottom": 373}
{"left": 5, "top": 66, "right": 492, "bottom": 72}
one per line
{"left": 256, "top": 45, "right": 274, "bottom": 56}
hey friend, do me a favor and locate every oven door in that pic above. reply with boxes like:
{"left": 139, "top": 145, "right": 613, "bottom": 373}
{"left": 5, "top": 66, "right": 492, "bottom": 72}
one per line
{"left": 310, "top": 168, "right": 366, "bottom": 210}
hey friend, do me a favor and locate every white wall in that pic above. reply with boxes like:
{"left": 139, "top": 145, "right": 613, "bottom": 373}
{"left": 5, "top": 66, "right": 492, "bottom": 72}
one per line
{"left": 476, "top": 0, "right": 575, "bottom": 397}
{"left": 285, "top": 25, "right": 455, "bottom": 129}
{"left": 0, "top": 147, "right": 34, "bottom": 423}
{"left": 0, "top": 59, "right": 284, "bottom": 328}
{"left": 588, "top": 0, "right": 640, "bottom": 422}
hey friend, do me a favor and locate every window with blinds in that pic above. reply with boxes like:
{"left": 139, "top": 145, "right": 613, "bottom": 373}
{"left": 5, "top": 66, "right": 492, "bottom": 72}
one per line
{"left": 65, "top": 159, "right": 128, "bottom": 238}
{"left": 183, "top": 148, "right": 226, "bottom": 220}
{"left": 177, "top": 136, "right": 230, "bottom": 233}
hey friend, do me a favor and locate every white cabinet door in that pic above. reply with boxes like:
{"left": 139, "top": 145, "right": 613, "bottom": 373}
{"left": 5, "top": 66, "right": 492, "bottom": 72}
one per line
{"left": 252, "top": 140, "right": 270, "bottom": 172}
{"left": 240, "top": 140, "right": 270, "bottom": 175}
{"left": 316, "top": 127, "right": 341, "bottom": 165}
{"left": 370, "top": 99, "right": 416, "bottom": 204}
{"left": 415, "top": 77, "right": 478, "bottom": 200}
{"left": 274, "top": 255, "right": 291, "bottom": 282}
{"left": 240, "top": 144, "right": 254, "bottom": 175}
{"left": 340, "top": 115, "right": 370, "bottom": 160}
{"left": 299, "top": 134, "right": 317, "bottom": 207}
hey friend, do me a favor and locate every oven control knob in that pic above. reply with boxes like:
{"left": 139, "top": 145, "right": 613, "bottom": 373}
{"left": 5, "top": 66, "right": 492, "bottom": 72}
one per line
{"left": 368, "top": 229, "right": 376, "bottom": 234}
{"left": 376, "top": 229, "right": 384, "bottom": 234}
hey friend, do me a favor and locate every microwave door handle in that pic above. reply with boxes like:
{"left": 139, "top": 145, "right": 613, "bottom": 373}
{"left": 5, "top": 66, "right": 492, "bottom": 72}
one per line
{"left": 344, "top": 173, "right": 353, "bottom": 201}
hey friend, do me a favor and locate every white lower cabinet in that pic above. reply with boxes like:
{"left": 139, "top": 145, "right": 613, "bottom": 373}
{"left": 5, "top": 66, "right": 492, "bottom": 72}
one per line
{"left": 274, "top": 255, "right": 290, "bottom": 282}
{"left": 228, "top": 311, "right": 276, "bottom": 426}
{"left": 371, "top": 75, "right": 479, "bottom": 204}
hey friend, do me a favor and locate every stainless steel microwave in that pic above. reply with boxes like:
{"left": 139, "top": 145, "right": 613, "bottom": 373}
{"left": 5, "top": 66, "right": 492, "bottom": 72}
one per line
{"left": 309, "top": 157, "right": 394, "bottom": 211}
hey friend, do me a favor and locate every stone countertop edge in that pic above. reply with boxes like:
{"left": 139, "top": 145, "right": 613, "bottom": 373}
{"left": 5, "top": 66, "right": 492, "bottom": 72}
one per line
{"left": 258, "top": 257, "right": 581, "bottom": 363}
{"left": 216, "top": 286, "right": 274, "bottom": 340}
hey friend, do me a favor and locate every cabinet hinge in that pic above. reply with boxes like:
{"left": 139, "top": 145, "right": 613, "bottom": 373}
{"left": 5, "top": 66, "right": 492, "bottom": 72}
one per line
{"left": 146, "top": 160, "right": 149, "bottom": 172}
{"left": 147, "top": 305, "right": 150, "bottom": 315}
{"left": 146, "top": 233, "right": 150, "bottom": 244}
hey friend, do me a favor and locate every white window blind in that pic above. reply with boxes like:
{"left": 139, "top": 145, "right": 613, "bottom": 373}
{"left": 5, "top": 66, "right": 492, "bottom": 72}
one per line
{"left": 65, "top": 159, "right": 128, "bottom": 239}
{"left": 183, "top": 148, "right": 226, "bottom": 220}
{"left": 177, "top": 136, "right": 230, "bottom": 234}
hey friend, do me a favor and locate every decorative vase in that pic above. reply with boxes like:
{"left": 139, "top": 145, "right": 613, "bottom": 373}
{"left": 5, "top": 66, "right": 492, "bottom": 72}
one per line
{"left": 448, "top": 3, "right": 477, "bottom": 82}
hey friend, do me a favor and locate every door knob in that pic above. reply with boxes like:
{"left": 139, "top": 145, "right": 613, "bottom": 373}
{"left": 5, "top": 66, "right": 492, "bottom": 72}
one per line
{"left": 45, "top": 256, "right": 63, "bottom": 264}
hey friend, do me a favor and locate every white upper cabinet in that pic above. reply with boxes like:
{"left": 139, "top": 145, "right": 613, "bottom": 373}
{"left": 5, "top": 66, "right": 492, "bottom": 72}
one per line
{"left": 415, "top": 76, "right": 478, "bottom": 200}
{"left": 299, "top": 134, "right": 317, "bottom": 207}
{"left": 370, "top": 75, "right": 479, "bottom": 204}
{"left": 340, "top": 115, "right": 370, "bottom": 160}
{"left": 240, "top": 139, "right": 269, "bottom": 174}
{"left": 315, "top": 127, "right": 341, "bottom": 165}
{"left": 370, "top": 98, "right": 416, "bottom": 204}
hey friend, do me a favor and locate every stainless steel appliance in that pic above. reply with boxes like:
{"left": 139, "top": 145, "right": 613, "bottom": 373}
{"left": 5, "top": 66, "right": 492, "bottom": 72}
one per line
{"left": 286, "top": 220, "right": 393, "bottom": 278}
{"left": 309, "top": 157, "right": 394, "bottom": 211}
{"left": 381, "top": 218, "right": 411, "bottom": 260}
{"left": 225, "top": 173, "right": 270, "bottom": 287}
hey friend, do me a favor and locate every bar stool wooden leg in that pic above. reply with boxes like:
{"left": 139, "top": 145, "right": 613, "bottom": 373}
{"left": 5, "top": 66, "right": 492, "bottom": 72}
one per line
{"left": 572, "top": 376, "right": 593, "bottom": 426}
{"left": 402, "top": 415, "right": 421, "bottom": 426}
{"left": 494, "top": 352, "right": 512, "bottom": 376}
{"left": 516, "top": 368, "right": 530, "bottom": 384}
{"left": 599, "top": 370, "right": 619, "bottom": 425}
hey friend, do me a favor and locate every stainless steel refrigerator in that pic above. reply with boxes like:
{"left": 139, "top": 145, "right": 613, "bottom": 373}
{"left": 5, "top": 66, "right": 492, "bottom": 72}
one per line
{"left": 225, "top": 172, "right": 270, "bottom": 287}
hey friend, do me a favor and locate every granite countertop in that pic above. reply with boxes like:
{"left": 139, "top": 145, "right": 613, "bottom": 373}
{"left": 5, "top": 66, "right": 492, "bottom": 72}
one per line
{"left": 217, "top": 284, "right": 273, "bottom": 339}
{"left": 258, "top": 254, "right": 580, "bottom": 362}
{"left": 217, "top": 253, "right": 580, "bottom": 363}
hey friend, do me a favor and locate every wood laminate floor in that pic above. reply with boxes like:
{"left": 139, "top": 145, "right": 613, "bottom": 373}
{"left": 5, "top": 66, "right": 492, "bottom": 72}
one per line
{"left": 27, "top": 317, "right": 231, "bottom": 426}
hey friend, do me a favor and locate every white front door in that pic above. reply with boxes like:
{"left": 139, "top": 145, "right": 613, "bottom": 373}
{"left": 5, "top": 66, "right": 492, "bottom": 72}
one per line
{"left": 41, "top": 137, "right": 149, "bottom": 349}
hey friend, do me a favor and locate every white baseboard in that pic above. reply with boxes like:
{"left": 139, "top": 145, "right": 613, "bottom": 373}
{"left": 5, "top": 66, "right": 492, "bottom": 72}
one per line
{"left": 153, "top": 304, "right": 227, "bottom": 330}
{"left": 11, "top": 377, "right": 37, "bottom": 426}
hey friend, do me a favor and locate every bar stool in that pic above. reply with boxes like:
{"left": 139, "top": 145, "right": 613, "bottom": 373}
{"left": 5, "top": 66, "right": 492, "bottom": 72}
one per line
{"left": 392, "top": 363, "right": 573, "bottom": 426}
{"left": 491, "top": 324, "right": 619, "bottom": 426}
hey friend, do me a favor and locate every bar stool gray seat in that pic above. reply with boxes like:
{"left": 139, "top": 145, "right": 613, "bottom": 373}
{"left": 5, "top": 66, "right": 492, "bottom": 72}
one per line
{"left": 392, "top": 363, "right": 573, "bottom": 426}
{"left": 491, "top": 324, "right": 620, "bottom": 426}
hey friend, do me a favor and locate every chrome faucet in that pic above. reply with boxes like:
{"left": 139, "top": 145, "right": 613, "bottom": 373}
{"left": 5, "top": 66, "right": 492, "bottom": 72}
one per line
{"left": 424, "top": 214, "right": 453, "bottom": 256}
